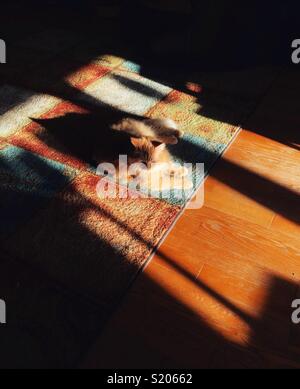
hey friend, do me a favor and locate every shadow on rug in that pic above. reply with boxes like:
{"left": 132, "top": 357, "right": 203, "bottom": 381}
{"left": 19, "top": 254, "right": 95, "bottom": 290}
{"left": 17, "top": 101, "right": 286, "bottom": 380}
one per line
{"left": 0, "top": 27, "right": 279, "bottom": 367}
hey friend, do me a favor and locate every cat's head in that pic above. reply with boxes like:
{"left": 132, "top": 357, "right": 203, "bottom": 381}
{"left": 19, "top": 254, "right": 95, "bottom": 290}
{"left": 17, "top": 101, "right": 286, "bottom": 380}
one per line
{"left": 129, "top": 137, "right": 166, "bottom": 168}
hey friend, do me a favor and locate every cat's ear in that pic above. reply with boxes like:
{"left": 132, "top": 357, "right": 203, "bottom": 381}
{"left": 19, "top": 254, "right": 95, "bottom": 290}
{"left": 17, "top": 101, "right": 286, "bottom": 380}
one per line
{"left": 152, "top": 142, "right": 166, "bottom": 153}
{"left": 130, "top": 137, "right": 141, "bottom": 147}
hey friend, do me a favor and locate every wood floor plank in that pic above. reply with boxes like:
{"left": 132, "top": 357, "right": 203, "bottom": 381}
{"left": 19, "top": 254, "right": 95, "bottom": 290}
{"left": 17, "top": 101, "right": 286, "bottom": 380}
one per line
{"left": 271, "top": 215, "right": 300, "bottom": 240}
{"left": 208, "top": 144, "right": 300, "bottom": 226}
{"left": 204, "top": 173, "right": 275, "bottom": 228}
{"left": 224, "top": 130, "right": 300, "bottom": 192}
{"left": 162, "top": 205, "right": 300, "bottom": 282}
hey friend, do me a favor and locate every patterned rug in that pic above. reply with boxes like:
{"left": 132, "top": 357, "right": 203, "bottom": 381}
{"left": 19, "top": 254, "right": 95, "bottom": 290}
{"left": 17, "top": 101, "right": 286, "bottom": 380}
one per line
{"left": 0, "top": 29, "right": 279, "bottom": 367}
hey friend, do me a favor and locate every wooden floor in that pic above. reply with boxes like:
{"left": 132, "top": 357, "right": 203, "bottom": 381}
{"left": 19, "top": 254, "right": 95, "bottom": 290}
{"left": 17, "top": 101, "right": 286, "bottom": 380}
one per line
{"left": 82, "top": 69, "right": 300, "bottom": 369}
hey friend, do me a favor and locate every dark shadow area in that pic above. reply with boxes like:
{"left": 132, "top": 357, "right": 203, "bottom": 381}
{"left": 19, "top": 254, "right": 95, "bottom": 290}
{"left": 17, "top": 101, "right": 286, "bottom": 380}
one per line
{"left": 111, "top": 74, "right": 166, "bottom": 100}
{"left": 0, "top": 0, "right": 298, "bottom": 157}
{"left": 0, "top": 146, "right": 147, "bottom": 368}
{"left": 31, "top": 112, "right": 145, "bottom": 167}
{"left": 0, "top": 145, "right": 299, "bottom": 368}
{"left": 0, "top": 0, "right": 298, "bottom": 156}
